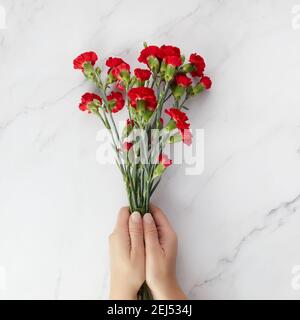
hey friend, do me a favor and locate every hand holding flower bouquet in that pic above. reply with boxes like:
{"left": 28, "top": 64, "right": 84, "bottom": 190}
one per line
{"left": 73, "top": 43, "right": 211, "bottom": 299}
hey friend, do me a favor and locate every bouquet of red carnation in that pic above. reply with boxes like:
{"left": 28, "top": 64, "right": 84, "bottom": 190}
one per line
{"left": 73, "top": 43, "right": 211, "bottom": 299}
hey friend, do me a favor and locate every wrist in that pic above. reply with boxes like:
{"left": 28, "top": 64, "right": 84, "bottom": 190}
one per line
{"left": 151, "top": 280, "right": 187, "bottom": 300}
{"left": 109, "top": 285, "right": 138, "bottom": 300}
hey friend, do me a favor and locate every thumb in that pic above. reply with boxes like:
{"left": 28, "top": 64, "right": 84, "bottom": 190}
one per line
{"left": 129, "top": 212, "right": 144, "bottom": 257}
{"left": 143, "top": 213, "right": 160, "bottom": 251}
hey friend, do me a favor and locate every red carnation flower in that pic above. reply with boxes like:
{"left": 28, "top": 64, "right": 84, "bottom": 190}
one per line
{"left": 123, "top": 142, "right": 133, "bottom": 151}
{"left": 106, "top": 57, "right": 124, "bottom": 68}
{"left": 128, "top": 87, "right": 157, "bottom": 111}
{"left": 200, "top": 76, "right": 212, "bottom": 89}
{"left": 138, "top": 45, "right": 162, "bottom": 65}
{"left": 134, "top": 68, "right": 151, "bottom": 81}
{"left": 165, "top": 55, "right": 182, "bottom": 67}
{"left": 160, "top": 45, "right": 181, "bottom": 58}
{"left": 175, "top": 74, "right": 192, "bottom": 87}
{"left": 182, "top": 129, "right": 193, "bottom": 146}
{"left": 112, "top": 63, "right": 130, "bottom": 80}
{"left": 159, "top": 153, "right": 172, "bottom": 168}
{"left": 107, "top": 91, "right": 125, "bottom": 113}
{"left": 73, "top": 51, "right": 98, "bottom": 71}
{"left": 189, "top": 53, "right": 206, "bottom": 77}
{"left": 165, "top": 108, "right": 190, "bottom": 131}
{"left": 106, "top": 57, "right": 130, "bottom": 80}
{"left": 165, "top": 108, "right": 192, "bottom": 145}
{"left": 79, "top": 92, "right": 102, "bottom": 112}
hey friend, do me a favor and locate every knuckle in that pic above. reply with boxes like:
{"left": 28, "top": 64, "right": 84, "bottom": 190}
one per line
{"left": 145, "top": 227, "right": 157, "bottom": 236}
{"left": 129, "top": 225, "right": 143, "bottom": 235}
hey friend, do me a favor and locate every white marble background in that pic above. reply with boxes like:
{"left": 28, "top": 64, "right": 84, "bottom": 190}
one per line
{"left": 0, "top": 0, "right": 300, "bottom": 300}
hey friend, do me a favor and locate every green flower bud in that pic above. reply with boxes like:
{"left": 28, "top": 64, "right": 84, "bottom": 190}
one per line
{"left": 182, "top": 63, "right": 195, "bottom": 73}
{"left": 107, "top": 99, "right": 116, "bottom": 111}
{"left": 93, "top": 98, "right": 102, "bottom": 107}
{"left": 148, "top": 56, "right": 160, "bottom": 73}
{"left": 137, "top": 100, "right": 146, "bottom": 113}
{"left": 193, "top": 83, "right": 204, "bottom": 95}
{"left": 143, "top": 109, "right": 153, "bottom": 122}
{"left": 83, "top": 62, "right": 94, "bottom": 79}
{"left": 165, "top": 64, "right": 176, "bottom": 82}
{"left": 88, "top": 103, "right": 98, "bottom": 113}
{"left": 107, "top": 72, "right": 115, "bottom": 84}
{"left": 160, "top": 60, "right": 167, "bottom": 75}
{"left": 168, "top": 133, "right": 182, "bottom": 144}
{"left": 153, "top": 163, "right": 165, "bottom": 179}
{"left": 173, "top": 85, "right": 185, "bottom": 100}
{"left": 166, "top": 119, "right": 177, "bottom": 131}
{"left": 120, "top": 70, "right": 130, "bottom": 84}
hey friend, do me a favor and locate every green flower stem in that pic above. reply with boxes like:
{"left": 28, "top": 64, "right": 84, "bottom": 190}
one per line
{"left": 163, "top": 92, "right": 173, "bottom": 103}
{"left": 150, "top": 73, "right": 157, "bottom": 89}
{"left": 93, "top": 111, "right": 107, "bottom": 128}
{"left": 178, "top": 93, "right": 190, "bottom": 109}
{"left": 154, "top": 82, "right": 170, "bottom": 125}
{"left": 90, "top": 68, "right": 166, "bottom": 218}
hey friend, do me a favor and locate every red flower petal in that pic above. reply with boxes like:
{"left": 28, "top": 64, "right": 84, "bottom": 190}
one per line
{"left": 138, "top": 45, "right": 162, "bottom": 64}
{"left": 181, "top": 129, "right": 193, "bottom": 146}
{"left": 128, "top": 87, "right": 157, "bottom": 111}
{"left": 175, "top": 74, "right": 192, "bottom": 87}
{"left": 159, "top": 153, "right": 172, "bottom": 168}
{"left": 160, "top": 45, "right": 181, "bottom": 58}
{"left": 73, "top": 52, "right": 98, "bottom": 71}
{"left": 165, "top": 55, "right": 182, "bottom": 67}
{"left": 200, "top": 76, "right": 212, "bottom": 89}
{"left": 106, "top": 57, "right": 125, "bottom": 68}
{"left": 126, "top": 119, "right": 134, "bottom": 126}
{"left": 134, "top": 68, "right": 151, "bottom": 81}
{"left": 79, "top": 92, "right": 102, "bottom": 112}
{"left": 123, "top": 142, "right": 133, "bottom": 151}
{"left": 107, "top": 91, "right": 125, "bottom": 113}
{"left": 189, "top": 53, "right": 206, "bottom": 77}
{"left": 165, "top": 107, "right": 190, "bottom": 131}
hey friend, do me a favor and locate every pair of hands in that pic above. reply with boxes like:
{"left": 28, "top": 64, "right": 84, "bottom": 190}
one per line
{"left": 109, "top": 204, "right": 186, "bottom": 300}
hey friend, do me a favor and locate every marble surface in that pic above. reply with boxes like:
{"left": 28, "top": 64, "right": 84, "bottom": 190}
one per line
{"left": 1, "top": 0, "right": 300, "bottom": 300}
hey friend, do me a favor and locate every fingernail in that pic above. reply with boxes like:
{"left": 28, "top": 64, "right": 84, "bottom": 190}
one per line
{"left": 131, "top": 211, "right": 141, "bottom": 223}
{"left": 143, "top": 213, "right": 153, "bottom": 224}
